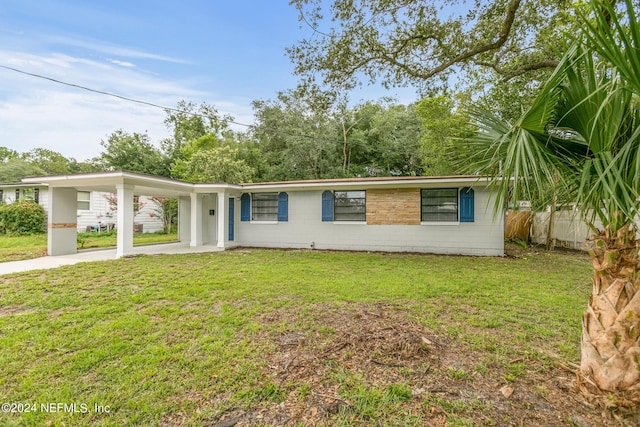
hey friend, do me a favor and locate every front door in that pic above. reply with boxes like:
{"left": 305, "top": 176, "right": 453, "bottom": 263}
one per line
{"left": 228, "top": 197, "right": 234, "bottom": 241}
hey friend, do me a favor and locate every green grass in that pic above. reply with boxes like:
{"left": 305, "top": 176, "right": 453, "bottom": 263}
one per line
{"left": 0, "top": 232, "right": 178, "bottom": 262}
{"left": 0, "top": 234, "right": 48, "bottom": 261}
{"left": 0, "top": 249, "right": 592, "bottom": 426}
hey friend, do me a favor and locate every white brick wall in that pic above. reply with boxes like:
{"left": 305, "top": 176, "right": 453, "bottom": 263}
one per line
{"left": 234, "top": 188, "right": 504, "bottom": 256}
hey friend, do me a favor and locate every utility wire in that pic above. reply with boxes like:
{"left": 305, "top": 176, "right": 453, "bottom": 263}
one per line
{"left": 0, "top": 63, "right": 411, "bottom": 151}
{"left": 0, "top": 63, "right": 253, "bottom": 129}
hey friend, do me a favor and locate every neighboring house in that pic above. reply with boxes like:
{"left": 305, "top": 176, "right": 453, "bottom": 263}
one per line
{"left": 0, "top": 182, "right": 164, "bottom": 233}
{"left": 0, "top": 183, "right": 47, "bottom": 206}
{"left": 22, "top": 171, "right": 504, "bottom": 258}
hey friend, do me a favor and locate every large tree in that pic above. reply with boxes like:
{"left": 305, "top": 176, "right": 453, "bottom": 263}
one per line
{"left": 162, "top": 100, "right": 231, "bottom": 164}
{"left": 340, "top": 101, "right": 425, "bottom": 176}
{"left": 415, "top": 95, "right": 473, "bottom": 176}
{"left": 173, "top": 145, "right": 254, "bottom": 184}
{"left": 467, "top": 0, "right": 640, "bottom": 398}
{"left": 288, "top": 0, "right": 577, "bottom": 94}
{"left": 22, "top": 148, "right": 76, "bottom": 175}
{"left": 251, "top": 90, "right": 341, "bottom": 181}
{"left": 0, "top": 159, "right": 45, "bottom": 183}
{"left": 98, "top": 130, "right": 169, "bottom": 177}
{"left": 0, "top": 147, "right": 19, "bottom": 163}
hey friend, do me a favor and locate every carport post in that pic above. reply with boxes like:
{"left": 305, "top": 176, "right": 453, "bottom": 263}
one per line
{"left": 216, "top": 191, "right": 226, "bottom": 248}
{"left": 177, "top": 196, "right": 191, "bottom": 243}
{"left": 116, "top": 184, "right": 134, "bottom": 257}
{"left": 190, "top": 193, "right": 203, "bottom": 247}
{"left": 48, "top": 187, "right": 78, "bottom": 256}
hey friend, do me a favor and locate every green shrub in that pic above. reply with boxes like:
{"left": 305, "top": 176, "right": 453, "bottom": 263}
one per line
{"left": 0, "top": 199, "right": 46, "bottom": 235}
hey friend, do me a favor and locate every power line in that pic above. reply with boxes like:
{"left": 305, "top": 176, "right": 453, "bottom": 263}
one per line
{"left": 0, "top": 63, "right": 253, "bottom": 129}
{"left": 0, "top": 63, "right": 414, "bottom": 151}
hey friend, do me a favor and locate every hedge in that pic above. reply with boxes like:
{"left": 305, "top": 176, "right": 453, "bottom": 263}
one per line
{"left": 0, "top": 199, "right": 46, "bottom": 235}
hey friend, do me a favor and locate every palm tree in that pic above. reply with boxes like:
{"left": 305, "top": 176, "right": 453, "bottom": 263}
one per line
{"left": 467, "top": 0, "right": 640, "bottom": 396}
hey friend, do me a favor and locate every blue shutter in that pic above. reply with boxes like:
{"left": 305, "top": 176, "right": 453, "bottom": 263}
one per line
{"left": 459, "top": 187, "right": 474, "bottom": 222}
{"left": 277, "top": 192, "right": 288, "bottom": 222}
{"left": 240, "top": 193, "right": 250, "bottom": 222}
{"left": 322, "top": 191, "right": 333, "bottom": 221}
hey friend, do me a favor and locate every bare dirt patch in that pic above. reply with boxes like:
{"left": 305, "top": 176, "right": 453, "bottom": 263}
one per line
{"left": 212, "top": 302, "right": 638, "bottom": 426}
{"left": 0, "top": 305, "right": 35, "bottom": 317}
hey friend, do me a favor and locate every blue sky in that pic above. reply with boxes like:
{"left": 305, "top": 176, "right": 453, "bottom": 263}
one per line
{"left": 0, "top": 0, "right": 419, "bottom": 161}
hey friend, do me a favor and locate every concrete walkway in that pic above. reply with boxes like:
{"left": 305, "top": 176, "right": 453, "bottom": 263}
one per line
{"left": 0, "top": 242, "right": 223, "bottom": 276}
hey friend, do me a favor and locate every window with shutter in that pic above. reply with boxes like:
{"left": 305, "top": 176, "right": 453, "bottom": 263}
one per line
{"left": 333, "top": 190, "right": 366, "bottom": 221}
{"left": 421, "top": 188, "right": 458, "bottom": 222}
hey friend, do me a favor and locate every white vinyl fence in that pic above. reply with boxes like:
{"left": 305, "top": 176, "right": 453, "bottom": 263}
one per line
{"left": 531, "top": 208, "right": 604, "bottom": 250}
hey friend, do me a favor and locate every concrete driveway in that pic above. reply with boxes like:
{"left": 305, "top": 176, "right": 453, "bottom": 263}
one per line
{"left": 0, "top": 243, "right": 222, "bottom": 276}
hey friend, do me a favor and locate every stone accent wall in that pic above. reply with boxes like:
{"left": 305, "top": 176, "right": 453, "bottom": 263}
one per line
{"left": 366, "top": 188, "right": 421, "bottom": 225}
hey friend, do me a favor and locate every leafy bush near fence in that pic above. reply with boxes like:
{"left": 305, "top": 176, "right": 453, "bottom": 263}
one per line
{"left": 0, "top": 199, "right": 46, "bottom": 235}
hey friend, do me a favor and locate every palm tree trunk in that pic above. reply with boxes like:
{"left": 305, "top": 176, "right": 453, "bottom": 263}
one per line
{"left": 581, "top": 223, "right": 640, "bottom": 394}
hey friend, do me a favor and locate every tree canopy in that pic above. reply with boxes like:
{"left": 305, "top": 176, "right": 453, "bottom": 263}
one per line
{"left": 250, "top": 91, "right": 427, "bottom": 180}
{"left": 0, "top": 159, "right": 45, "bottom": 183}
{"left": 288, "top": 0, "right": 577, "bottom": 95}
{"left": 97, "top": 130, "right": 170, "bottom": 177}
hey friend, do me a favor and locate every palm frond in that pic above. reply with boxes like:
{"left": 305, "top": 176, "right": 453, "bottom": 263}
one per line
{"left": 579, "top": 0, "right": 640, "bottom": 95}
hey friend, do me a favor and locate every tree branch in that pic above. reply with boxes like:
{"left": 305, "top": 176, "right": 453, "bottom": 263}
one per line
{"left": 475, "top": 59, "right": 560, "bottom": 80}
{"left": 374, "top": 0, "right": 522, "bottom": 81}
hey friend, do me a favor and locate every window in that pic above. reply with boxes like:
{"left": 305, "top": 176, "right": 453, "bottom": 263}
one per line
{"left": 333, "top": 190, "right": 366, "bottom": 221}
{"left": 252, "top": 193, "right": 278, "bottom": 221}
{"left": 34, "top": 188, "right": 39, "bottom": 204}
{"left": 242, "top": 192, "right": 288, "bottom": 222}
{"left": 421, "top": 188, "right": 458, "bottom": 222}
{"left": 0, "top": 190, "right": 3, "bottom": 202}
{"left": 77, "top": 191, "right": 91, "bottom": 210}
{"left": 15, "top": 189, "right": 20, "bottom": 201}
{"left": 22, "top": 188, "right": 35, "bottom": 202}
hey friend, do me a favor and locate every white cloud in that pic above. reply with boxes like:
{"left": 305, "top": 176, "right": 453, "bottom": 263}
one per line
{"left": 0, "top": 50, "right": 253, "bottom": 161}
{"left": 110, "top": 60, "right": 136, "bottom": 68}
{"left": 48, "top": 35, "right": 192, "bottom": 64}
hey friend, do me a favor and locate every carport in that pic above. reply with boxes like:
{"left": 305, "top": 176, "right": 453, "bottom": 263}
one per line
{"left": 22, "top": 171, "right": 237, "bottom": 257}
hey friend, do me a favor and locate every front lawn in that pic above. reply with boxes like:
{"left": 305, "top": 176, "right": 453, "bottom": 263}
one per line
{"left": 0, "top": 248, "right": 629, "bottom": 426}
{"left": 0, "top": 232, "right": 178, "bottom": 262}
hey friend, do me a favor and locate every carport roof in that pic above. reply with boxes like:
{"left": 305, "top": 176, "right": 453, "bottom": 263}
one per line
{"left": 21, "top": 171, "right": 238, "bottom": 198}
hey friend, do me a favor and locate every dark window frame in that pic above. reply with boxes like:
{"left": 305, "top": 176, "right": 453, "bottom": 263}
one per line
{"left": 421, "top": 188, "right": 458, "bottom": 222}
{"left": 333, "top": 190, "right": 366, "bottom": 222}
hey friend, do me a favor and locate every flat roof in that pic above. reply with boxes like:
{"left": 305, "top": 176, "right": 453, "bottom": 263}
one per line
{"left": 21, "top": 170, "right": 493, "bottom": 195}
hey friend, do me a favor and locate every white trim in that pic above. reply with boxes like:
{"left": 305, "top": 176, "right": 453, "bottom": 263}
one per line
{"left": 77, "top": 190, "right": 91, "bottom": 211}
{"left": 332, "top": 221, "right": 367, "bottom": 225}
{"left": 21, "top": 171, "right": 496, "bottom": 195}
{"left": 243, "top": 177, "right": 490, "bottom": 192}
{"left": 420, "top": 221, "right": 460, "bottom": 226}
{"left": 250, "top": 220, "right": 278, "bottom": 225}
